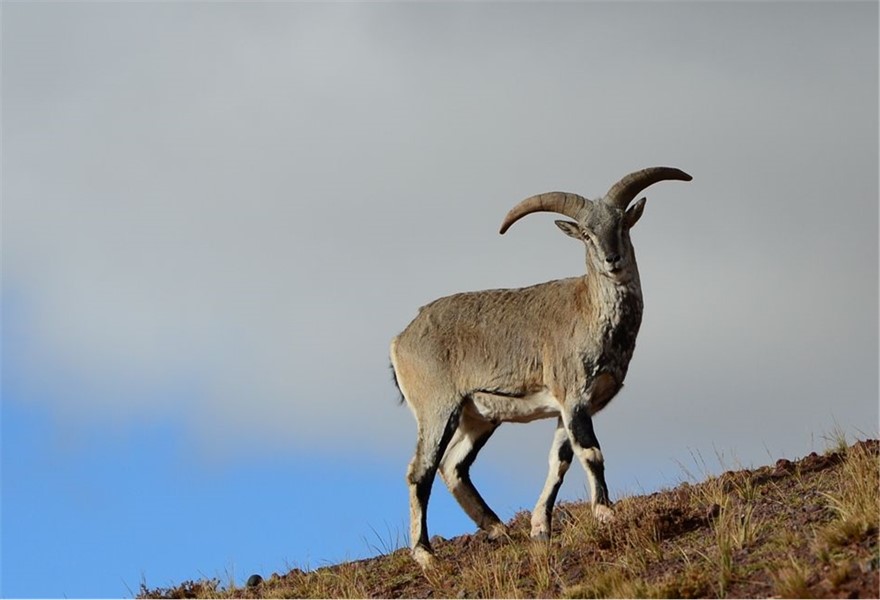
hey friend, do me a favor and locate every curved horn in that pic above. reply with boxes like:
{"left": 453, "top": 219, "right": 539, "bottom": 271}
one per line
{"left": 604, "top": 167, "right": 692, "bottom": 210}
{"left": 499, "top": 192, "right": 591, "bottom": 234}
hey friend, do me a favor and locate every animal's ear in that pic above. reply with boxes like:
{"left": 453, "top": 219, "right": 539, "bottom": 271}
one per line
{"left": 625, "top": 197, "right": 646, "bottom": 228}
{"left": 554, "top": 220, "right": 583, "bottom": 240}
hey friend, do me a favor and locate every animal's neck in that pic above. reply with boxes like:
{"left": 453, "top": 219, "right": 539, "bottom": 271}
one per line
{"left": 584, "top": 267, "right": 644, "bottom": 379}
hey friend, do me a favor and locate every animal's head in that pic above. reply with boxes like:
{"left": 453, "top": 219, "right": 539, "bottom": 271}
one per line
{"left": 499, "top": 167, "right": 692, "bottom": 281}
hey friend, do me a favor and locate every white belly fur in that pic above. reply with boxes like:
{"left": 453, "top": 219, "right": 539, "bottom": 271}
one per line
{"left": 469, "top": 389, "right": 561, "bottom": 424}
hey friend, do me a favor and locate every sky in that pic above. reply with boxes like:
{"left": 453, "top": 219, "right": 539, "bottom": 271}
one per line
{"left": 2, "top": 1, "right": 878, "bottom": 597}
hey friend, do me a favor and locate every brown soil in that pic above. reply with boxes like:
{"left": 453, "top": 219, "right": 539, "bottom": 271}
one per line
{"left": 141, "top": 439, "right": 880, "bottom": 599}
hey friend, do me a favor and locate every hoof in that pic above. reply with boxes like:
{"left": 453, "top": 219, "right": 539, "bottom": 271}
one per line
{"left": 412, "top": 545, "right": 438, "bottom": 570}
{"left": 530, "top": 530, "right": 550, "bottom": 542}
{"left": 486, "top": 522, "right": 509, "bottom": 540}
{"left": 593, "top": 504, "right": 615, "bottom": 524}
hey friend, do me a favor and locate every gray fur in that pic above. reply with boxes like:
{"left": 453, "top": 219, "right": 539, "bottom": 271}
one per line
{"left": 390, "top": 167, "right": 691, "bottom": 568}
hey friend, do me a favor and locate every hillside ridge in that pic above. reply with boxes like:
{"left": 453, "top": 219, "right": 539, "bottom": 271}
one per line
{"left": 141, "top": 438, "right": 879, "bottom": 599}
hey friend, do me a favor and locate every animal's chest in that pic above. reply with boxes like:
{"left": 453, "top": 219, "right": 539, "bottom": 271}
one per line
{"left": 583, "top": 289, "right": 643, "bottom": 390}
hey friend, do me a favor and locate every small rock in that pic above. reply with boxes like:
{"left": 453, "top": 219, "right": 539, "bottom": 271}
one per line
{"left": 706, "top": 503, "right": 721, "bottom": 521}
{"left": 772, "top": 458, "right": 794, "bottom": 477}
{"left": 775, "top": 458, "right": 793, "bottom": 470}
{"left": 457, "top": 590, "right": 468, "bottom": 598}
{"left": 430, "top": 534, "right": 446, "bottom": 546}
{"left": 804, "top": 504, "right": 824, "bottom": 514}
{"left": 246, "top": 574, "right": 263, "bottom": 588}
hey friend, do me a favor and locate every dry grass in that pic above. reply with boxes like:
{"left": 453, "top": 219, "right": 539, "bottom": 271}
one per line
{"left": 818, "top": 440, "right": 879, "bottom": 549}
{"left": 140, "top": 437, "right": 879, "bottom": 599}
{"left": 771, "top": 555, "right": 814, "bottom": 599}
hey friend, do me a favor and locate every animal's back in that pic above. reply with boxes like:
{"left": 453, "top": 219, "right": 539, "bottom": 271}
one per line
{"left": 391, "top": 277, "right": 588, "bottom": 397}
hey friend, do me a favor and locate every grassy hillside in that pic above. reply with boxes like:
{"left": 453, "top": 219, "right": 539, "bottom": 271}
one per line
{"left": 141, "top": 438, "right": 879, "bottom": 599}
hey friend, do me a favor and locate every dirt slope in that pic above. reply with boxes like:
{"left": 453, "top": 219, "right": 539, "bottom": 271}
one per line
{"left": 141, "top": 439, "right": 879, "bottom": 599}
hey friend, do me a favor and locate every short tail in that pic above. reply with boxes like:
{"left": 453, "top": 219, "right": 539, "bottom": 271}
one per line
{"left": 390, "top": 362, "right": 405, "bottom": 405}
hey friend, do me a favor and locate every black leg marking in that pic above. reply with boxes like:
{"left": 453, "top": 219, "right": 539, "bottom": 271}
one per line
{"left": 438, "top": 404, "right": 464, "bottom": 465}
{"left": 455, "top": 424, "right": 497, "bottom": 480}
{"left": 413, "top": 404, "right": 463, "bottom": 550}
{"left": 413, "top": 473, "right": 433, "bottom": 549}
{"left": 453, "top": 424, "right": 502, "bottom": 528}
{"left": 568, "top": 404, "right": 611, "bottom": 507}
{"left": 558, "top": 438, "right": 574, "bottom": 464}
{"left": 545, "top": 438, "right": 574, "bottom": 512}
{"left": 569, "top": 404, "right": 600, "bottom": 449}
{"left": 589, "top": 459, "right": 610, "bottom": 506}
{"left": 531, "top": 421, "right": 573, "bottom": 540}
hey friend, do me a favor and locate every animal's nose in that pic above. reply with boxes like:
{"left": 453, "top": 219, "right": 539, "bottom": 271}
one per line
{"left": 605, "top": 254, "right": 621, "bottom": 265}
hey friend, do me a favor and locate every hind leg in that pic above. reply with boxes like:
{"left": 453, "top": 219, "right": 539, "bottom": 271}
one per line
{"left": 531, "top": 418, "right": 573, "bottom": 540}
{"left": 439, "top": 410, "right": 506, "bottom": 538}
{"left": 406, "top": 403, "right": 463, "bottom": 568}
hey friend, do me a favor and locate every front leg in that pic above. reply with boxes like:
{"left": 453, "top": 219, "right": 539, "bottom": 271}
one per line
{"left": 565, "top": 403, "right": 613, "bottom": 522}
{"left": 531, "top": 418, "right": 573, "bottom": 540}
{"left": 562, "top": 374, "right": 620, "bottom": 523}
